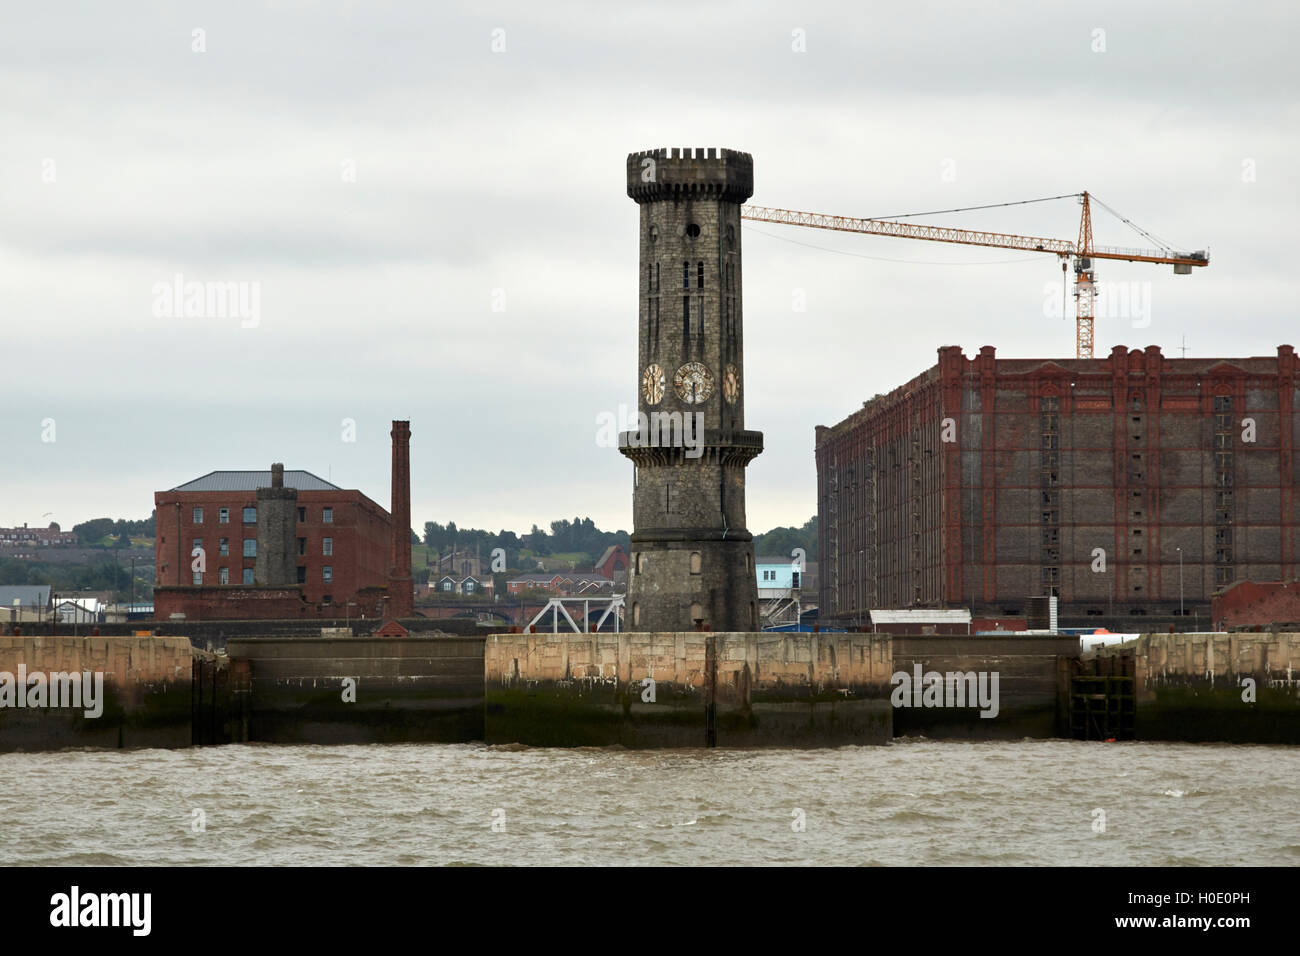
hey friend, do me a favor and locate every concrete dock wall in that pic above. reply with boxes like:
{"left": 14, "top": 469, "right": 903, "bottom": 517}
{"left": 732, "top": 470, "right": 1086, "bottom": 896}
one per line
{"left": 225, "top": 635, "right": 485, "bottom": 744}
{"left": 485, "top": 631, "right": 893, "bottom": 748}
{"left": 1095, "top": 632, "right": 1300, "bottom": 743}
{"left": 0, "top": 636, "right": 194, "bottom": 751}
{"left": 892, "top": 635, "right": 1079, "bottom": 739}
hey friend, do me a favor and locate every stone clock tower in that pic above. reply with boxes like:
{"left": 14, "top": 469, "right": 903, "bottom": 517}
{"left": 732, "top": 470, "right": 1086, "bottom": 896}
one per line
{"left": 620, "top": 147, "right": 762, "bottom": 632}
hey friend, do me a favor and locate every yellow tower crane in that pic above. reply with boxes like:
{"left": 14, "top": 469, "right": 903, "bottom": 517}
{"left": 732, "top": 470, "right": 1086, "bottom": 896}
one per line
{"left": 741, "top": 192, "right": 1209, "bottom": 359}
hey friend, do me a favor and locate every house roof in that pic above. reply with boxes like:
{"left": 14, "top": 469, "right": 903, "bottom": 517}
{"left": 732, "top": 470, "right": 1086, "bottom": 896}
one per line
{"left": 171, "top": 470, "right": 341, "bottom": 492}
{"left": 0, "top": 584, "right": 51, "bottom": 607}
{"left": 509, "top": 572, "right": 613, "bottom": 584}
{"left": 595, "top": 545, "right": 626, "bottom": 567}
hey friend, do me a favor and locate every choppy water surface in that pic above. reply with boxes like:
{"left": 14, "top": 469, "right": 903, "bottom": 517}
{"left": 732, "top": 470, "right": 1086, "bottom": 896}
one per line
{"left": 2, "top": 740, "right": 1297, "bottom": 866}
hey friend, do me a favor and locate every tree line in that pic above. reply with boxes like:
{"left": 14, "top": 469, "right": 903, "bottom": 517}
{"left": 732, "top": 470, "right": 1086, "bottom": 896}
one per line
{"left": 421, "top": 515, "right": 817, "bottom": 570}
{"left": 422, "top": 517, "right": 630, "bottom": 571}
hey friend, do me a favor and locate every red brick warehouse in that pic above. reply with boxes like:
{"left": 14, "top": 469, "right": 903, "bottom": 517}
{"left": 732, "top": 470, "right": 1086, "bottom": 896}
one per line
{"left": 153, "top": 420, "right": 417, "bottom": 620}
{"left": 815, "top": 344, "right": 1298, "bottom": 624}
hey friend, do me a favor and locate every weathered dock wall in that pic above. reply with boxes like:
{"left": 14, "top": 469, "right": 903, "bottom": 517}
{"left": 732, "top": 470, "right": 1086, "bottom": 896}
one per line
{"left": 0, "top": 636, "right": 194, "bottom": 751}
{"left": 485, "top": 631, "right": 893, "bottom": 748}
{"left": 1093, "top": 632, "right": 1300, "bottom": 743}
{"left": 892, "top": 635, "right": 1079, "bottom": 739}
{"left": 3, "top": 617, "right": 486, "bottom": 650}
{"left": 225, "top": 635, "right": 485, "bottom": 744}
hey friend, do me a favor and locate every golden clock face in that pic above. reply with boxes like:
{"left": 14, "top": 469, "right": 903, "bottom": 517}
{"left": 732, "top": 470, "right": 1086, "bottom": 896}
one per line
{"left": 723, "top": 364, "right": 739, "bottom": 404}
{"left": 642, "top": 364, "right": 665, "bottom": 405}
{"left": 674, "top": 362, "right": 714, "bottom": 404}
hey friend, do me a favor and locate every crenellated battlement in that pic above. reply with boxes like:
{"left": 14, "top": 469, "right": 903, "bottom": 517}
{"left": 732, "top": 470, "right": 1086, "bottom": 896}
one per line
{"left": 626, "top": 147, "right": 754, "bottom": 203}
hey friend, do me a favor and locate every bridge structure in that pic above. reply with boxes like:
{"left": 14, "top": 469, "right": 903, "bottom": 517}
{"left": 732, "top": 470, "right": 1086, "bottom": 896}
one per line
{"left": 522, "top": 596, "right": 625, "bottom": 634}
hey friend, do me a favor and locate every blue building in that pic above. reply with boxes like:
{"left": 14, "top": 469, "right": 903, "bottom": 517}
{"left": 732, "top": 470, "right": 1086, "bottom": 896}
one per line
{"left": 755, "top": 555, "right": 802, "bottom": 591}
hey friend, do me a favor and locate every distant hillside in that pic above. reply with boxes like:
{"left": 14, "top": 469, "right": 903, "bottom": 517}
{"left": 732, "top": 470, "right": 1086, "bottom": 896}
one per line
{"left": 72, "top": 513, "right": 155, "bottom": 548}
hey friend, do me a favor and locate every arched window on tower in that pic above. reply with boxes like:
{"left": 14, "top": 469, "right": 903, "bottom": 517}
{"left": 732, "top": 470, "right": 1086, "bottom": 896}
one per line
{"left": 697, "top": 261, "right": 704, "bottom": 289}
{"left": 682, "top": 261, "right": 689, "bottom": 290}
{"left": 655, "top": 263, "right": 660, "bottom": 292}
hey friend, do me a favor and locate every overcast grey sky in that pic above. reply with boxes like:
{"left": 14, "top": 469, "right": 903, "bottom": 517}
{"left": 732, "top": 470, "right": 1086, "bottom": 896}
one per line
{"left": 2, "top": 1, "right": 1295, "bottom": 536}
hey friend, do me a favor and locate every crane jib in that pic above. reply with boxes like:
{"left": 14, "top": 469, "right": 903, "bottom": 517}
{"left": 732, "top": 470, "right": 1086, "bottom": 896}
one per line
{"left": 739, "top": 205, "right": 1208, "bottom": 267}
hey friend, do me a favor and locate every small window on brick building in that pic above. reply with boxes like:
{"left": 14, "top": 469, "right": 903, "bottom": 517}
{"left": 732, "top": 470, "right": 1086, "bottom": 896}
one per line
{"left": 243, "top": 539, "right": 257, "bottom": 557}
{"left": 323, "top": 566, "right": 333, "bottom": 583}
{"left": 323, "top": 508, "right": 333, "bottom": 524}
{"left": 243, "top": 507, "right": 257, "bottom": 524}
{"left": 219, "top": 538, "right": 229, "bottom": 557}
{"left": 219, "top": 508, "right": 229, "bottom": 524}
{"left": 219, "top": 567, "right": 229, "bottom": 585}
{"left": 298, "top": 507, "right": 306, "bottom": 522}
{"left": 243, "top": 568, "right": 254, "bottom": 585}
{"left": 323, "top": 537, "right": 333, "bottom": 556}
{"left": 193, "top": 507, "right": 203, "bottom": 524}
{"left": 297, "top": 566, "right": 306, "bottom": 584}
{"left": 192, "top": 571, "right": 202, "bottom": 585}
{"left": 193, "top": 537, "right": 202, "bottom": 551}
{"left": 297, "top": 537, "right": 306, "bottom": 556}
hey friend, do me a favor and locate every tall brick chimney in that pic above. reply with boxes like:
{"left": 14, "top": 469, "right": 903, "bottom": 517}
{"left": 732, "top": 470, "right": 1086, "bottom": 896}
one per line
{"left": 388, "top": 421, "right": 413, "bottom": 619}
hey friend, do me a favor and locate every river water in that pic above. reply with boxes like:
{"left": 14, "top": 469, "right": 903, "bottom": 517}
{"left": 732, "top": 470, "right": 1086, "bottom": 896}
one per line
{"left": 2, "top": 739, "right": 1297, "bottom": 866}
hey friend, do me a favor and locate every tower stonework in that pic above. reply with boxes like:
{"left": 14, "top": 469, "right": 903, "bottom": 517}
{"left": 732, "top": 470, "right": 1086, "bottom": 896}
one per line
{"left": 255, "top": 462, "right": 297, "bottom": 587}
{"left": 620, "top": 147, "right": 762, "bottom": 631}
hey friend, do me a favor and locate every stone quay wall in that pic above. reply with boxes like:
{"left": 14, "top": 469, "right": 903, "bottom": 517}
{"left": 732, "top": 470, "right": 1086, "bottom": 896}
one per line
{"left": 485, "top": 631, "right": 893, "bottom": 748}
{"left": 0, "top": 635, "right": 195, "bottom": 751}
